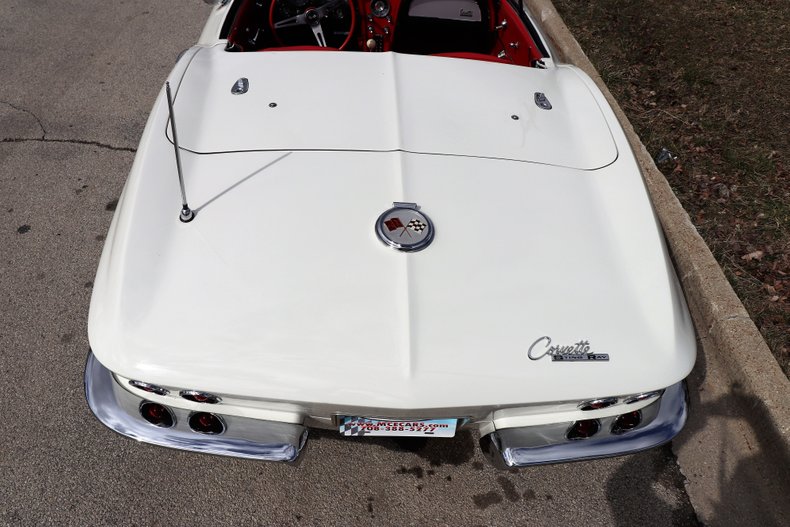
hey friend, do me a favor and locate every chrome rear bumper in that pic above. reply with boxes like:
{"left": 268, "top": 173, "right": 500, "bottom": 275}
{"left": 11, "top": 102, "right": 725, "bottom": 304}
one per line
{"left": 84, "top": 352, "right": 307, "bottom": 462}
{"left": 480, "top": 381, "right": 688, "bottom": 467}
{"left": 87, "top": 351, "right": 687, "bottom": 467}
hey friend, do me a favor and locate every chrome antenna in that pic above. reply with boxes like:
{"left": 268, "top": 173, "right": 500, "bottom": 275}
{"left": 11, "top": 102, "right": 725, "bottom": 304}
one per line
{"left": 165, "top": 81, "right": 195, "bottom": 223}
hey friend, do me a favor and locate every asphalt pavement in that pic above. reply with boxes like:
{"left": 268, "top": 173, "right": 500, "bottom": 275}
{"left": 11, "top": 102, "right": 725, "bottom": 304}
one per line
{"left": 0, "top": 1, "right": 700, "bottom": 525}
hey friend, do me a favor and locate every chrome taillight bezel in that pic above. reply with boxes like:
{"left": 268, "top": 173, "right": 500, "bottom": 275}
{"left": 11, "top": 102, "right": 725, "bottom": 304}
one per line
{"left": 180, "top": 390, "right": 222, "bottom": 404}
{"left": 129, "top": 380, "right": 170, "bottom": 397}
{"left": 611, "top": 410, "right": 643, "bottom": 435}
{"left": 577, "top": 397, "right": 618, "bottom": 411}
{"left": 566, "top": 419, "right": 601, "bottom": 440}
{"left": 188, "top": 412, "right": 226, "bottom": 435}
{"left": 139, "top": 401, "right": 176, "bottom": 428}
{"left": 623, "top": 391, "right": 662, "bottom": 405}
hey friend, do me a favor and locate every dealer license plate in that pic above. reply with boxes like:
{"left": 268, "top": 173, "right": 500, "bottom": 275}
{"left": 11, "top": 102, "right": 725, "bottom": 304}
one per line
{"left": 338, "top": 417, "right": 457, "bottom": 437}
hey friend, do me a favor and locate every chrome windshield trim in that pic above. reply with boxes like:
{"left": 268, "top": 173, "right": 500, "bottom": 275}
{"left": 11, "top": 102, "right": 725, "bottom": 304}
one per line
{"left": 481, "top": 380, "right": 688, "bottom": 468}
{"left": 84, "top": 352, "right": 307, "bottom": 462}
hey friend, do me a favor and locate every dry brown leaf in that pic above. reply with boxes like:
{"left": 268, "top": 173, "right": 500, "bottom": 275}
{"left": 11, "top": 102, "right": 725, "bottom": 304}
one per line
{"left": 741, "top": 250, "right": 764, "bottom": 261}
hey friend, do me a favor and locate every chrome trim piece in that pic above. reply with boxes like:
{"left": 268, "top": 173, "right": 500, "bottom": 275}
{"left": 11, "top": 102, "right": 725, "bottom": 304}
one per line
{"left": 577, "top": 397, "right": 618, "bottom": 411}
{"left": 180, "top": 390, "right": 222, "bottom": 404}
{"left": 139, "top": 401, "right": 176, "bottom": 428}
{"left": 188, "top": 412, "right": 227, "bottom": 435}
{"left": 129, "top": 380, "right": 170, "bottom": 396}
{"left": 624, "top": 390, "right": 662, "bottom": 404}
{"left": 565, "top": 418, "right": 600, "bottom": 440}
{"left": 610, "top": 410, "right": 642, "bottom": 435}
{"left": 534, "top": 92, "right": 552, "bottom": 110}
{"left": 370, "top": 0, "right": 390, "bottom": 18}
{"left": 231, "top": 77, "right": 249, "bottom": 95}
{"left": 481, "top": 381, "right": 688, "bottom": 467}
{"left": 84, "top": 352, "right": 307, "bottom": 462}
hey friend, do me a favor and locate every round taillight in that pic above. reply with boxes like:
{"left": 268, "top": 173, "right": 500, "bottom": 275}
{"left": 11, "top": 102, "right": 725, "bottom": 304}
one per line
{"left": 139, "top": 402, "right": 175, "bottom": 428}
{"left": 180, "top": 390, "right": 221, "bottom": 404}
{"left": 578, "top": 397, "right": 618, "bottom": 411}
{"left": 567, "top": 419, "right": 600, "bottom": 440}
{"left": 188, "top": 412, "right": 226, "bottom": 435}
{"left": 611, "top": 411, "right": 642, "bottom": 435}
{"left": 129, "top": 380, "right": 169, "bottom": 396}
{"left": 624, "top": 391, "right": 662, "bottom": 405}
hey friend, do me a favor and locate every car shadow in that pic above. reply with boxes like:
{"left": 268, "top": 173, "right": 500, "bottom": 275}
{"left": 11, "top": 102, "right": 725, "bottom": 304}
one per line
{"left": 606, "top": 338, "right": 790, "bottom": 527}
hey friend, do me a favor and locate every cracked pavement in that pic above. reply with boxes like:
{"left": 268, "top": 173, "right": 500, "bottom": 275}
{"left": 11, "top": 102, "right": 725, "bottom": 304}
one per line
{"left": 1, "top": 98, "right": 135, "bottom": 152}
{"left": 0, "top": 1, "right": 701, "bottom": 525}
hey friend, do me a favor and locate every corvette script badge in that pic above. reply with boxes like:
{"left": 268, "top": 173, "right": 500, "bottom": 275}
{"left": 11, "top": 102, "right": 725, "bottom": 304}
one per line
{"left": 528, "top": 336, "right": 610, "bottom": 362}
{"left": 375, "top": 202, "right": 435, "bottom": 252}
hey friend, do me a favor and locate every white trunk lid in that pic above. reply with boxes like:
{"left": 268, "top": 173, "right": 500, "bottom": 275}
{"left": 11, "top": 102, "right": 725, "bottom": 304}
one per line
{"left": 171, "top": 47, "right": 617, "bottom": 170}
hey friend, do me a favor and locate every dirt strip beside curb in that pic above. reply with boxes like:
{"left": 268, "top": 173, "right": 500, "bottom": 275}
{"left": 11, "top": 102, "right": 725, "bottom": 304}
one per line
{"left": 527, "top": 1, "right": 789, "bottom": 524}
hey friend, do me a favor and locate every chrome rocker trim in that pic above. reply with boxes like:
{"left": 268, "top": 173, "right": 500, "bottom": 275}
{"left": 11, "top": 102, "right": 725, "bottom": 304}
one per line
{"left": 84, "top": 352, "right": 307, "bottom": 462}
{"left": 480, "top": 381, "right": 688, "bottom": 467}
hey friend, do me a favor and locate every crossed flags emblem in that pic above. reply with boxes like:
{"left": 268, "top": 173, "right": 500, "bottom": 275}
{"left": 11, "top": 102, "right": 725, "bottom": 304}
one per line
{"left": 407, "top": 219, "right": 427, "bottom": 232}
{"left": 384, "top": 217, "right": 427, "bottom": 237}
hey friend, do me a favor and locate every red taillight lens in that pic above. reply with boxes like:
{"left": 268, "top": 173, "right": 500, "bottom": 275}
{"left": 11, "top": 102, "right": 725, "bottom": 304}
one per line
{"left": 567, "top": 419, "right": 600, "bottom": 440}
{"left": 139, "top": 402, "right": 175, "bottom": 428}
{"left": 188, "top": 412, "right": 225, "bottom": 435}
{"left": 611, "top": 411, "right": 642, "bottom": 434}
{"left": 180, "top": 390, "right": 221, "bottom": 404}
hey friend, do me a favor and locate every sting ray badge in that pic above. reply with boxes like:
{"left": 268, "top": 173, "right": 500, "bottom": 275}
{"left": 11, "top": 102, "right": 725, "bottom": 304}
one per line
{"left": 376, "top": 202, "right": 435, "bottom": 252}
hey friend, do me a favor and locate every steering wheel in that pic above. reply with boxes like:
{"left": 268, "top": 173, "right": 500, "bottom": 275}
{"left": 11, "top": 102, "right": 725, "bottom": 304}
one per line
{"left": 269, "top": 0, "right": 356, "bottom": 50}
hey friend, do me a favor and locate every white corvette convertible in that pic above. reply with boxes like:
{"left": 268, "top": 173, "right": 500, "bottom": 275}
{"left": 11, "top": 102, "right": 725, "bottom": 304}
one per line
{"left": 85, "top": 0, "right": 696, "bottom": 467}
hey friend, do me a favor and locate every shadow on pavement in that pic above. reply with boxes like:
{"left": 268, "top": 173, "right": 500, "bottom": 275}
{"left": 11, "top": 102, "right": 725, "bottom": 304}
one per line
{"left": 608, "top": 340, "right": 790, "bottom": 527}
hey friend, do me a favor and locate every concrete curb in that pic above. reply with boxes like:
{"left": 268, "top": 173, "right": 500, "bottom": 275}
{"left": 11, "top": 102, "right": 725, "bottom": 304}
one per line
{"left": 526, "top": 0, "right": 789, "bottom": 523}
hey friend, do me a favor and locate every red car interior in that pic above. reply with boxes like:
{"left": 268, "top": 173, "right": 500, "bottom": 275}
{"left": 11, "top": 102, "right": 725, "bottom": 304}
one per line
{"left": 225, "top": 0, "right": 546, "bottom": 67}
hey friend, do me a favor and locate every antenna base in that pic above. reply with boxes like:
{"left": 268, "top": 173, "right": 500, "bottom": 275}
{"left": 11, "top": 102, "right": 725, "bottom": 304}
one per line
{"left": 179, "top": 206, "right": 195, "bottom": 223}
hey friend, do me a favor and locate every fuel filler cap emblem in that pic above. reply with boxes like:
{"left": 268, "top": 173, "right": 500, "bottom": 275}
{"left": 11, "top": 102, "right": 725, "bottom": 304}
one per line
{"left": 375, "top": 202, "right": 434, "bottom": 252}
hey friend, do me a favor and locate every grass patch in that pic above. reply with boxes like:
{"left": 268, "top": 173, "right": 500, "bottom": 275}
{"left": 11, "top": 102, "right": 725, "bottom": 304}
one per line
{"left": 553, "top": 0, "right": 790, "bottom": 375}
